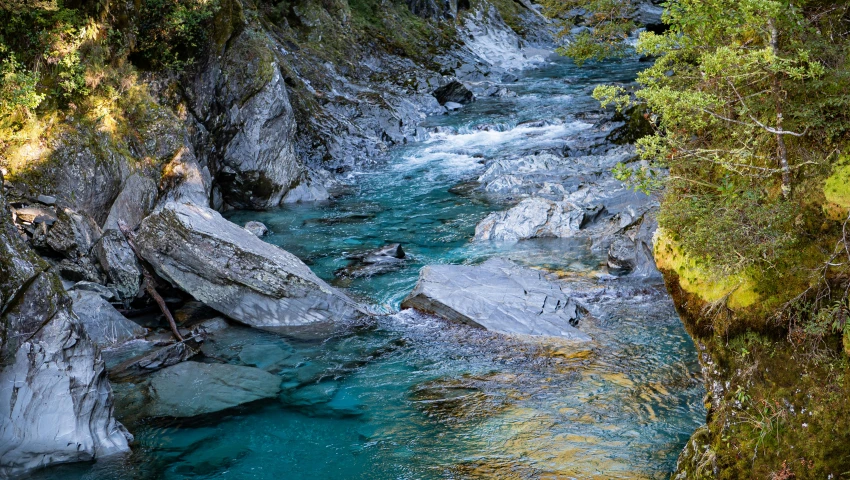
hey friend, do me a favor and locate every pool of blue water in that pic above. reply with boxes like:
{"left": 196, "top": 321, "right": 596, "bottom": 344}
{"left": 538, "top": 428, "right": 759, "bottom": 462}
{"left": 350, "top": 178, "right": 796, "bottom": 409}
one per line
{"left": 37, "top": 54, "right": 705, "bottom": 480}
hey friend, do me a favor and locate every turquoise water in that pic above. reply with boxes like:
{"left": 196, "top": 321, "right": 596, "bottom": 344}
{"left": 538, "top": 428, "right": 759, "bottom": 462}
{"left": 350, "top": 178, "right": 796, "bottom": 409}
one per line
{"left": 37, "top": 56, "right": 705, "bottom": 479}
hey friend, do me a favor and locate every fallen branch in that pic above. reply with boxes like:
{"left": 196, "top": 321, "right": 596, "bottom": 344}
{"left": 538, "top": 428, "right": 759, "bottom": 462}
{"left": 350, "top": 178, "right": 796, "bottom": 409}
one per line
{"left": 118, "top": 221, "right": 184, "bottom": 342}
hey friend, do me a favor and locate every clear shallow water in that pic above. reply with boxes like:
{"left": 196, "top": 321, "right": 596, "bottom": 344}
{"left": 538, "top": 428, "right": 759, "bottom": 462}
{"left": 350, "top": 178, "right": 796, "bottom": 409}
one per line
{"left": 37, "top": 56, "right": 705, "bottom": 479}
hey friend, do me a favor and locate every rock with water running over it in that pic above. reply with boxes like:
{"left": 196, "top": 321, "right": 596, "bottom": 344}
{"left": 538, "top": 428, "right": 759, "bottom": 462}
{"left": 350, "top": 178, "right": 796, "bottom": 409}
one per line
{"left": 474, "top": 197, "right": 584, "bottom": 242}
{"left": 402, "top": 258, "right": 591, "bottom": 340}
{"left": 135, "top": 202, "right": 367, "bottom": 329}
{"left": 145, "top": 362, "right": 282, "bottom": 418}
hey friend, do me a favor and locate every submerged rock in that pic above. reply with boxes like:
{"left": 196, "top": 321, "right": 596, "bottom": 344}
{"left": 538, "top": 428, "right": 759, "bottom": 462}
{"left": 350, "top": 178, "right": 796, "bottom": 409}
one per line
{"left": 69, "top": 290, "right": 147, "bottom": 347}
{"left": 145, "top": 362, "right": 281, "bottom": 418}
{"left": 474, "top": 197, "right": 584, "bottom": 242}
{"left": 135, "top": 202, "right": 366, "bottom": 329}
{"left": 0, "top": 180, "right": 130, "bottom": 477}
{"left": 401, "top": 258, "right": 591, "bottom": 340}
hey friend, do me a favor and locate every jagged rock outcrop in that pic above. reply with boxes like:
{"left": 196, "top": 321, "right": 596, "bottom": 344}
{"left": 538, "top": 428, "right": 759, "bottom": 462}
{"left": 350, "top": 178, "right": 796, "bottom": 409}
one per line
{"left": 135, "top": 202, "right": 366, "bottom": 329}
{"left": 474, "top": 197, "right": 584, "bottom": 242}
{"left": 402, "top": 258, "right": 591, "bottom": 340}
{"left": 185, "top": 21, "right": 303, "bottom": 209}
{"left": 0, "top": 180, "right": 130, "bottom": 478}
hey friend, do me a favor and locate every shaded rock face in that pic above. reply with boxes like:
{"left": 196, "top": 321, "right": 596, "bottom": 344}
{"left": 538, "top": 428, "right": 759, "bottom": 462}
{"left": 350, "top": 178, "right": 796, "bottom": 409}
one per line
{"left": 433, "top": 80, "right": 475, "bottom": 105}
{"left": 93, "top": 229, "right": 142, "bottom": 302}
{"left": 474, "top": 197, "right": 584, "bottom": 242}
{"left": 185, "top": 27, "right": 303, "bottom": 209}
{"left": 69, "top": 290, "right": 147, "bottom": 347}
{"left": 144, "top": 362, "right": 281, "bottom": 418}
{"left": 0, "top": 183, "right": 130, "bottom": 477}
{"left": 405, "top": 0, "right": 468, "bottom": 20}
{"left": 401, "top": 258, "right": 591, "bottom": 340}
{"left": 135, "top": 202, "right": 366, "bottom": 329}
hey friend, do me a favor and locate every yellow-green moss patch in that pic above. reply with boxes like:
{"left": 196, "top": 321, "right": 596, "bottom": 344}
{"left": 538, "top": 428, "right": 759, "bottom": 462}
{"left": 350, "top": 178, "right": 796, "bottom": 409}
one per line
{"left": 823, "top": 157, "right": 850, "bottom": 221}
{"left": 654, "top": 228, "right": 759, "bottom": 309}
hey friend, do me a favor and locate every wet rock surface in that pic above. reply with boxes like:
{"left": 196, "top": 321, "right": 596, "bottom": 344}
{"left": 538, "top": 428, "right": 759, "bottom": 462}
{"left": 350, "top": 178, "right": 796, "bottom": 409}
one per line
{"left": 135, "top": 202, "right": 367, "bottom": 329}
{"left": 144, "top": 362, "right": 282, "bottom": 418}
{"left": 402, "top": 258, "right": 591, "bottom": 340}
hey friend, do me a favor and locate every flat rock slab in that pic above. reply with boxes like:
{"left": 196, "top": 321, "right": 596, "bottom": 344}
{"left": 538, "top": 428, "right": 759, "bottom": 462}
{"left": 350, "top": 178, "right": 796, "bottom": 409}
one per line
{"left": 402, "top": 258, "right": 591, "bottom": 341}
{"left": 146, "top": 362, "right": 281, "bottom": 418}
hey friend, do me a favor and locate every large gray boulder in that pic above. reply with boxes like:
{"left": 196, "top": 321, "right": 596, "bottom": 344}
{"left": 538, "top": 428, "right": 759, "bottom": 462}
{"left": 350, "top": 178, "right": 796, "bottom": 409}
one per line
{"left": 144, "top": 362, "right": 281, "bottom": 418}
{"left": 0, "top": 182, "right": 130, "bottom": 477}
{"left": 401, "top": 258, "right": 591, "bottom": 340}
{"left": 135, "top": 202, "right": 366, "bottom": 329}
{"left": 474, "top": 197, "right": 584, "bottom": 242}
{"left": 69, "top": 290, "right": 147, "bottom": 347}
{"left": 185, "top": 28, "right": 303, "bottom": 209}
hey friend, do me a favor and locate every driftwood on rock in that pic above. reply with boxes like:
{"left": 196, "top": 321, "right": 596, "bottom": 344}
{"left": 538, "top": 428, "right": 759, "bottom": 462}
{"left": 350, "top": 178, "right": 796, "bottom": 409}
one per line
{"left": 117, "top": 221, "right": 184, "bottom": 342}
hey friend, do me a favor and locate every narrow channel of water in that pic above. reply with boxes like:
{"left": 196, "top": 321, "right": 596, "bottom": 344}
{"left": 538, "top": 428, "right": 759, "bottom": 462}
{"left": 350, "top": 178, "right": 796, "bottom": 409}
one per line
{"left": 37, "top": 55, "right": 705, "bottom": 480}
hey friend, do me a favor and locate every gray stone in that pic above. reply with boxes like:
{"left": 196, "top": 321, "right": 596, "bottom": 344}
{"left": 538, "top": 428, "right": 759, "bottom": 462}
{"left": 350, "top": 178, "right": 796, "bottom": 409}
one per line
{"left": 12, "top": 205, "right": 57, "bottom": 225}
{"left": 401, "top": 258, "right": 591, "bottom": 340}
{"left": 69, "top": 290, "right": 147, "bottom": 347}
{"left": 607, "top": 235, "right": 637, "bottom": 274}
{"left": 157, "top": 147, "right": 212, "bottom": 208}
{"left": 474, "top": 197, "right": 584, "bottom": 242}
{"left": 433, "top": 80, "right": 475, "bottom": 105}
{"left": 36, "top": 194, "right": 56, "bottom": 205}
{"left": 244, "top": 220, "right": 269, "bottom": 237}
{"left": 46, "top": 207, "right": 101, "bottom": 258}
{"left": 135, "top": 202, "right": 367, "bottom": 329}
{"left": 145, "top": 362, "right": 281, "bottom": 418}
{"left": 102, "top": 173, "right": 158, "bottom": 231}
{"left": 185, "top": 29, "right": 303, "bottom": 209}
{"left": 444, "top": 101, "right": 464, "bottom": 111}
{"left": 69, "top": 281, "right": 119, "bottom": 301}
{"left": 53, "top": 257, "right": 105, "bottom": 284}
{"left": 109, "top": 341, "right": 200, "bottom": 383}
{"left": 336, "top": 243, "right": 407, "bottom": 278}
{"left": 0, "top": 182, "right": 130, "bottom": 477}
{"left": 94, "top": 229, "right": 142, "bottom": 301}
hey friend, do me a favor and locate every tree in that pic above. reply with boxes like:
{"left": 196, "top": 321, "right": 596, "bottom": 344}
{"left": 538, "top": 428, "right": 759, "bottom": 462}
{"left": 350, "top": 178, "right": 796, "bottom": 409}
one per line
{"left": 550, "top": 0, "right": 850, "bottom": 272}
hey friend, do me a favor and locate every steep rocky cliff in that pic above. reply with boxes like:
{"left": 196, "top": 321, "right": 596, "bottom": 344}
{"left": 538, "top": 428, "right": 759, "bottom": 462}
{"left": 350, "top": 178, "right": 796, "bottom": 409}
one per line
{"left": 0, "top": 178, "right": 130, "bottom": 477}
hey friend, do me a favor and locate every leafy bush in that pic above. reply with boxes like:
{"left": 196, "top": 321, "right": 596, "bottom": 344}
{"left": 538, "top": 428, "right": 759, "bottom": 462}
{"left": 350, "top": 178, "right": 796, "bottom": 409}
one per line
{"left": 131, "top": 0, "right": 221, "bottom": 70}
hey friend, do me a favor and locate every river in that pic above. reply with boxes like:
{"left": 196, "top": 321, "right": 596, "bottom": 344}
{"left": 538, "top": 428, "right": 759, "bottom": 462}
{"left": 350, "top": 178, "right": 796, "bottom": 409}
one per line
{"left": 36, "top": 54, "right": 705, "bottom": 480}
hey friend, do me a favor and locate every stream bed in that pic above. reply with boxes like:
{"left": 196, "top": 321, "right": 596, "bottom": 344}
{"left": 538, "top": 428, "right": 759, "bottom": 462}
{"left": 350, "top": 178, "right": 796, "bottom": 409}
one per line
{"left": 37, "top": 55, "right": 705, "bottom": 479}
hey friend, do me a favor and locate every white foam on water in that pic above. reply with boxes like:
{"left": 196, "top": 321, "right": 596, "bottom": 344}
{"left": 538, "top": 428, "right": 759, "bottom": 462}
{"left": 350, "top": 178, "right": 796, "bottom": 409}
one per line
{"left": 391, "top": 120, "right": 593, "bottom": 179}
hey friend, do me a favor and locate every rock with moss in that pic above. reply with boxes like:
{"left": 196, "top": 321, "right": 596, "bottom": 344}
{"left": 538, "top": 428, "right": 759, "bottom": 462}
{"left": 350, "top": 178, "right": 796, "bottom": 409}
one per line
{"left": 0, "top": 177, "right": 131, "bottom": 477}
{"left": 93, "top": 229, "right": 142, "bottom": 302}
{"left": 135, "top": 202, "right": 367, "bottom": 330}
{"left": 184, "top": 27, "right": 303, "bottom": 209}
